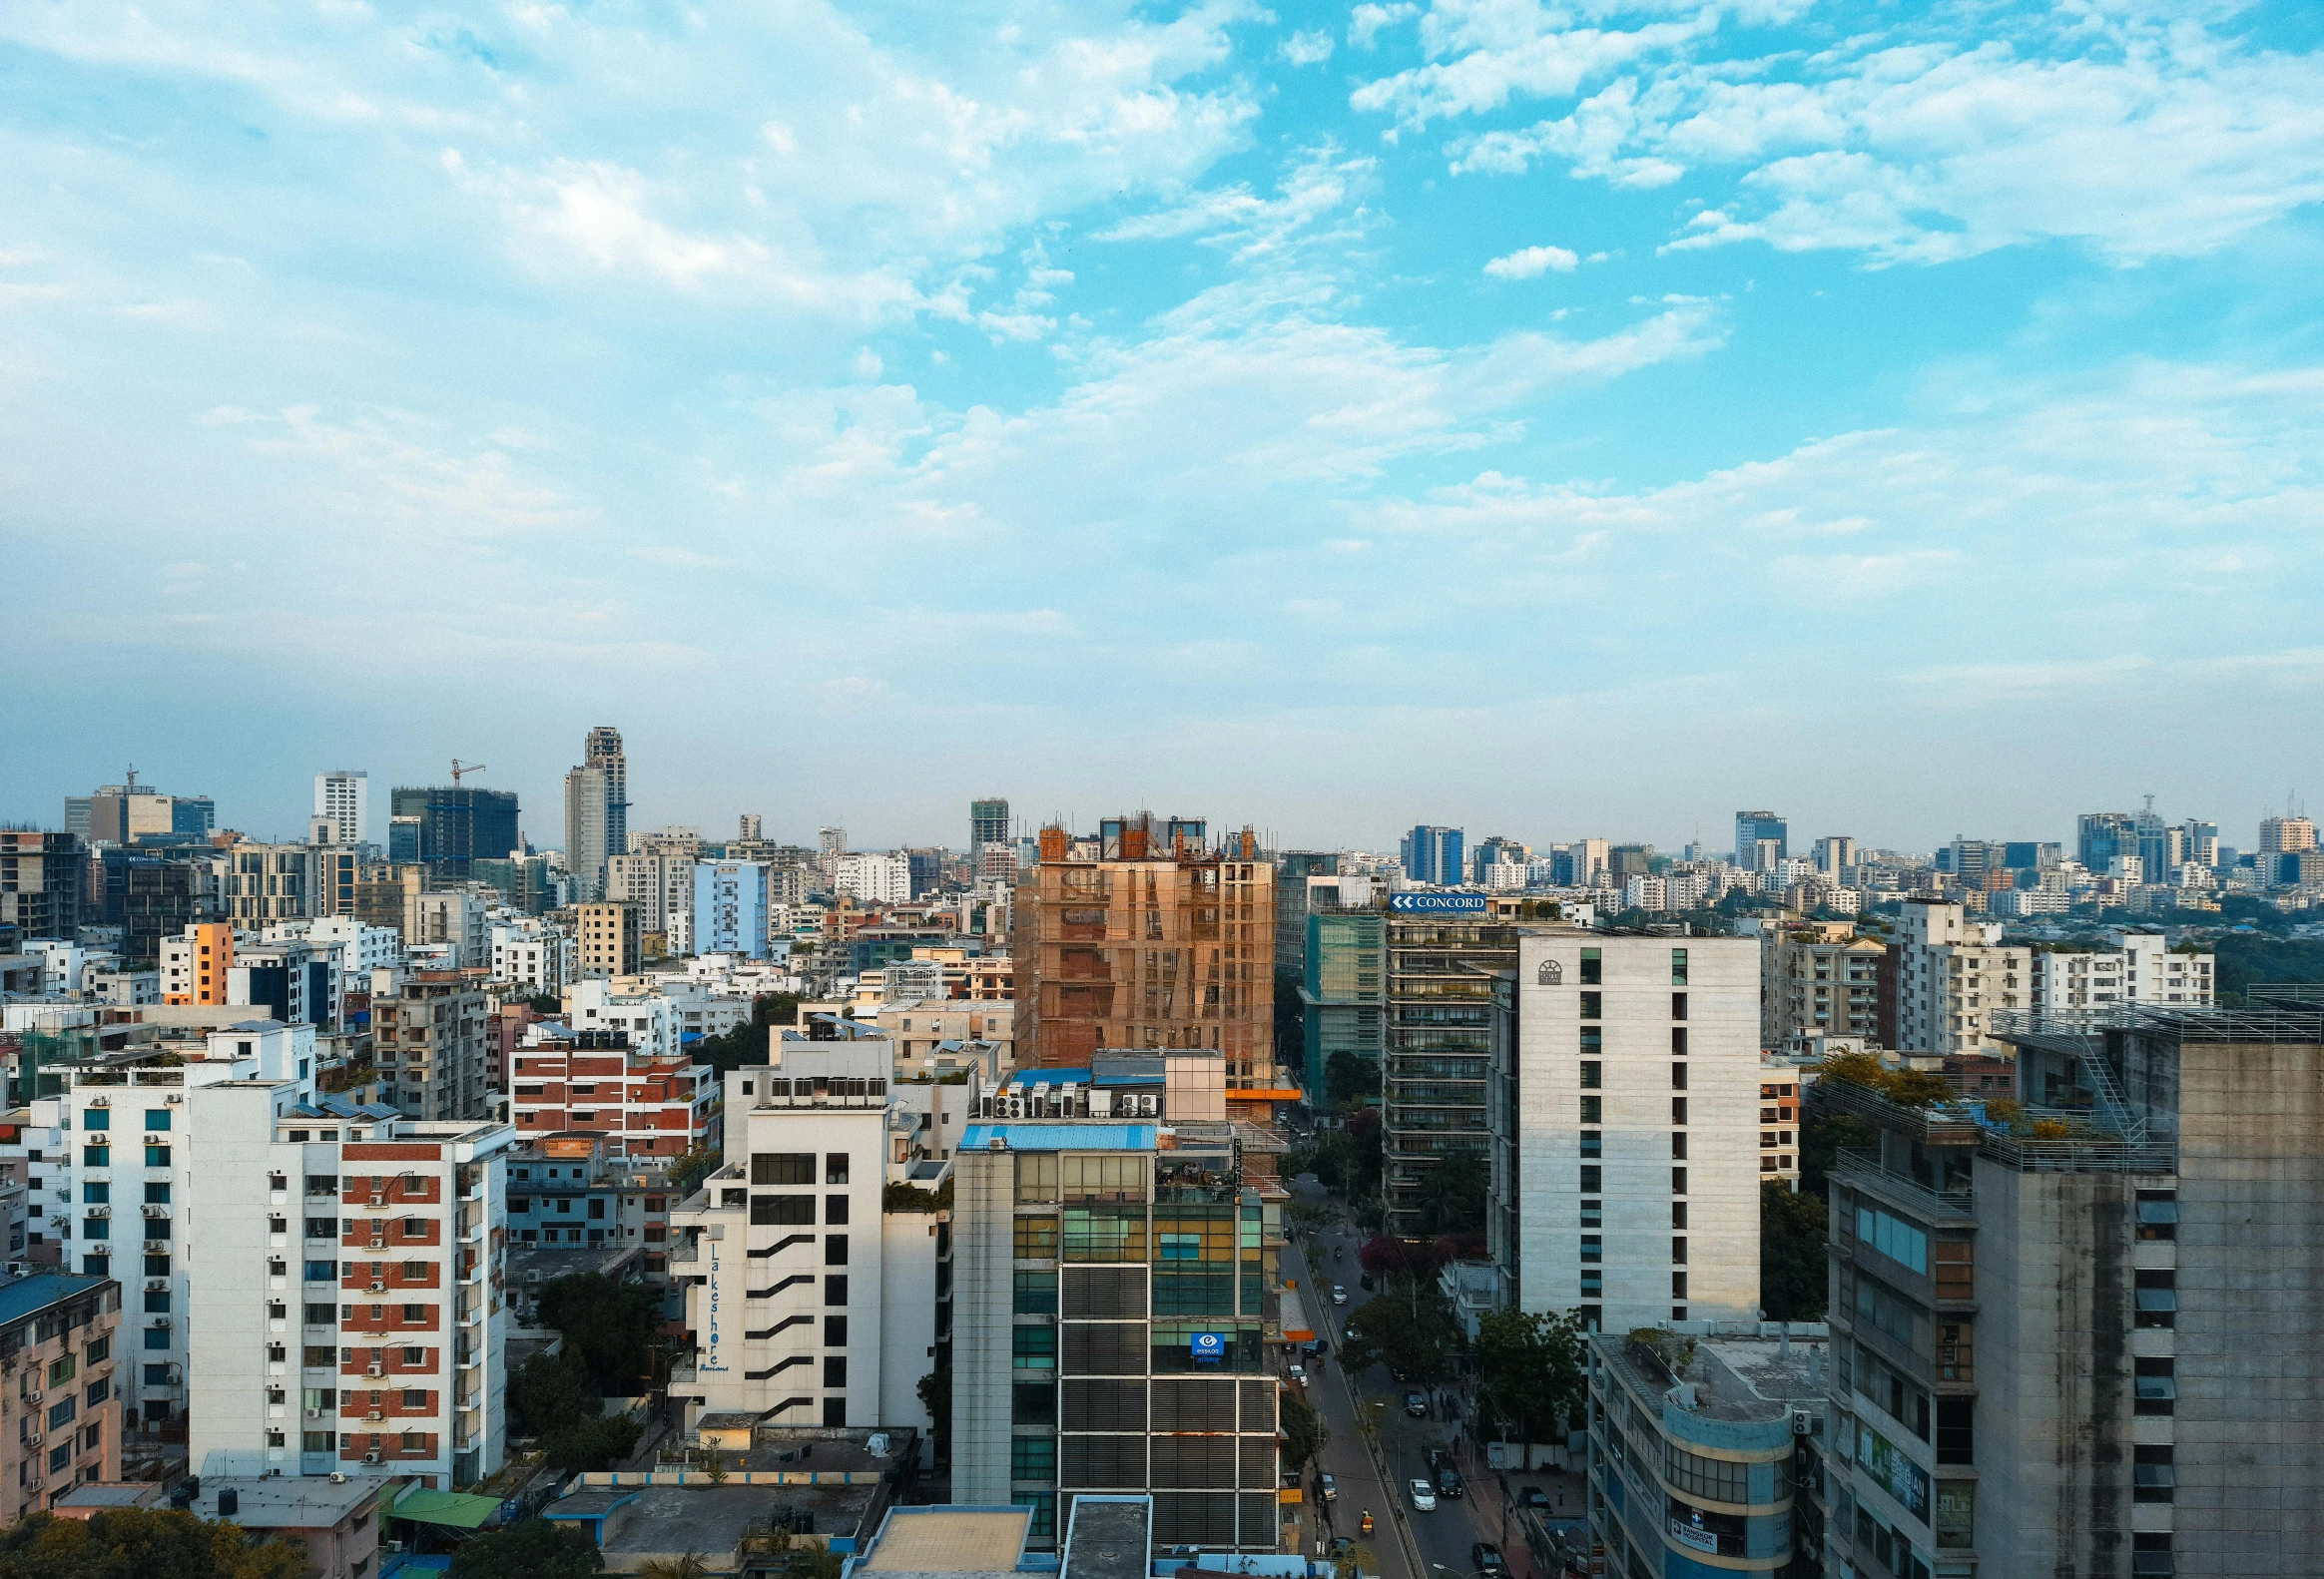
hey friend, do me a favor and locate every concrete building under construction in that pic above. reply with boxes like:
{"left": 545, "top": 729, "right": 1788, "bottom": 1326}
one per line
{"left": 1012, "top": 814, "right": 1276, "bottom": 1082}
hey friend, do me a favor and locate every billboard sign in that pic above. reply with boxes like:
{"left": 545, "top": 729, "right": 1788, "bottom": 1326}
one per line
{"left": 1389, "top": 892, "right": 1490, "bottom": 914}
{"left": 1191, "top": 1331, "right": 1226, "bottom": 1361}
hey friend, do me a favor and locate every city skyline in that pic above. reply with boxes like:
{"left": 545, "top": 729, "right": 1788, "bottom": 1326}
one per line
{"left": 4, "top": 2, "right": 2323, "bottom": 835}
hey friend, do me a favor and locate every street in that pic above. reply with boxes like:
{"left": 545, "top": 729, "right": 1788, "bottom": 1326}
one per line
{"left": 1281, "top": 1176, "right": 1584, "bottom": 1579}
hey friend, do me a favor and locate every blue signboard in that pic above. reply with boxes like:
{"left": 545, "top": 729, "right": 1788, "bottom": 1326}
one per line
{"left": 1190, "top": 1331, "right": 1226, "bottom": 1361}
{"left": 1389, "top": 892, "right": 1489, "bottom": 914}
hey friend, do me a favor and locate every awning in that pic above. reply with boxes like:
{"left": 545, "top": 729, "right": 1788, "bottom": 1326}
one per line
{"left": 1279, "top": 1287, "right": 1314, "bottom": 1343}
{"left": 390, "top": 1487, "right": 505, "bottom": 1530}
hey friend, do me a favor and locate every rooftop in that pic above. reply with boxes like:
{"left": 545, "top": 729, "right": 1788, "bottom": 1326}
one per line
{"left": 861, "top": 1507, "right": 1034, "bottom": 1576}
{"left": 1600, "top": 1327, "right": 1828, "bottom": 1425}
{"left": 186, "top": 1474, "right": 400, "bottom": 1526}
{"left": 1060, "top": 1496, "right": 1151, "bottom": 1579}
{"left": 0, "top": 1273, "right": 110, "bottom": 1327}
{"left": 959, "top": 1123, "right": 1157, "bottom": 1152}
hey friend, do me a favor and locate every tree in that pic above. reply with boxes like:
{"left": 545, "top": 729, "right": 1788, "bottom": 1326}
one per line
{"left": 637, "top": 1554, "right": 710, "bottom": 1579}
{"left": 1339, "top": 1282, "right": 1462, "bottom": 1384}
{"left": 692, "top": 993, "right": 805, "bottom": 1078}
{"left": 1324, "top": 1051, "right": 1378, "bottom": 1110}
{"left": 917, "top": 1368, "right": 951, "bottom": 1463}
{"left": 447, "top": 1519, "right": 604, "bottom": 1579}
{"left": 1281, "top": 1389, "right": 1329, "bottom": 1474}
{"left": 540, "top": 1413, "right": 644, "bottom": 1474}
{"left": 1356, "top": 1234, "right": 1447, "bottom": 1285}
{"left": 535, "top": 1273, "right": 665, "bottom": 1396}
{"left": 508, "top": 1348, "right": 598, "bottom": 1437}
{"left": 1818, "top": 1051, "right": 1953, "bottom": 1110}
{"left": 667, "top": 1141, "right": 720, "bottom": 1201}
{"left": 1412, "top": 1150, "right": 1486, "bottom": 1237}
{"left": 883, "top": 1177, "right": 953, "bottom": 1213}
{"left": 1473, "top": 1309, "right": 1586, "bottom": 1444}
{"left": 1760, "top": 1181, "right": 1829, "bottom": 1321}
{"left": 0, "top": 1509, "right": 307, "bottom": 1579}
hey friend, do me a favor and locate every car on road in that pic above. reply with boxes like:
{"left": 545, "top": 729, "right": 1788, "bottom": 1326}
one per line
{"left": 1408, "top": 1479, "right": 1438, "bottom": 1512}
{"left": 1332, "top": 1285, "right": 1349, "bottom": 1305}
{"left": 1318, "top": 1472, "right": 1338, "bottom": 1502}
{"left": 1516, "top": 1486, "right": 1552, "bottom": 1511}
{"left": 1404, "top": 1389, "right": 1429, "bottom": 1416}
{"left": 1288, "top": 1364, "right": 1307, "bottom": 1385}
{"left": 1471, "top": 1543, "right": 1504, "bottom": 1573}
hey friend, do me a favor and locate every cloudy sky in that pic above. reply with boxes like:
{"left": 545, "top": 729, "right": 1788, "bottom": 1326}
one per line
{"left": 4, "top": 0, "right": 2322, "bottom": 854}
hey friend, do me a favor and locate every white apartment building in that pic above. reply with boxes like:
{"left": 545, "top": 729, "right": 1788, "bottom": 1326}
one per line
{"left": 270, "top": 917, "right": 402, "bottom": 977}
{"left": 2119, "top": 929, "right": 2213, "bottom": 1006}
{"left": 606, "top": 852, "right": 695, "bottom": 935}
{"left": 1622, "top": 874, "right": 1667, "bottom": 912}
{"left": 1892, "top": 898, "right": 2030, "bottom": 1055}
{"left": 835, "top": 852, "right": 912, "bottom": 905}
{"left": 23, "top": 1026, "right": 317, "bottom": 1424}
{"left": 314, "top": 772, "right": 369, "bottom": 847}
{"left": 568, "top": 979, "right": 677, "bottom": 1060}
{"left": 407, "top": 893, "right": 491, "bottom": 972}
{"left": 491, "top": 922, "right": 578, "bottom": 995}
{"left": 667, "top": 1043, "right": 940, "bottom": 1437}
{"left": 1488, "top": 929, "right": 1761, "bottom": 1330}
{"left": 2033, "top": 932, "right": 2214, "bottom": 1028}
{"left": 186, "top": 1086, "right": 511, "bottom": 1489}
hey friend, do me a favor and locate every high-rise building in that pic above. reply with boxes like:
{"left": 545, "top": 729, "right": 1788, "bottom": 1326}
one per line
{"left": 575, "top": 900, "right": 642, "bottom": 977}
{"left": 1272, "top": 851, "right": 1341, "bottom": 976}
{"left": 2077, "top": 810, "right": 2138, "bottom": 872}
{"left": 693, "top": 860, "right": 773, "bottom": 959}
{"left": 1758, "top": 920, "right": 1885, "bottom": 1049}
{"left": 185, "top": 1081, "right": 512, "bottom": 1486}
{"left": 1816, "top": 1001, "right": 2324, "bottom": 1578}
{"left": 948, "top": 1066, "right": 1283, "bottom": 1552}
{"left": 1736, "top": 810, "right": 1788, "bottom": 865}
{"left": 1813, "top": 835, "right": 1857, "bottom": 880}
{"left": 370, "top": 972, "right": 490, "bottom": 1121}
{"left": 386, "top": 787, "right": 519, "bottom": 880}
{"left": 67, "top": 777, "right": 216, "bottom": 845}
{"left": 739, "top": 812, "right": 763, "bottom": 841}
{"left": 563, "top": 766, "right": 612, "bottom": 901}
{"left": 1490, "top": 929, "right": 1760, "bottom": 1328}
{"left": 2258, "top": 813, "right": 2316, "bottom": 857}
{"left": 1889, "top": 899, "right": 2029, "bottom": 1056}
{"left": 1299, "top": 909, "right": 1382, "bottom": 1106}
{"left": 1384, "top": 906, "right": 1517, "bottom": 1233}
{"left": 161, "top": 921, "right": 240, "bottom": 1006}
{"left": 1400, "top": 824, "right": 1464, "bottom": 885}
{"left": 509, "top": 1018, "right": 717, "bottom": 1160}
{"left": 2179, "top": 819, "right": 2219, "bottom": 867}
{"left": 220, "top": 841, "right": 315, "bottom": 923}
{"left": 971, "top": 798, "right": 1011, "bottom": 859}
{"left": 0, "top": 829, "right": 84, "bottom": 941}
{"left": 837, "top": 852, "right": 912, "bottom": 904}
{"left": 585, "top": 725, "right": 629, "bottom": 858}
{"left": 1012, "top": 816, "right": 1274, "bottom": 1081}
{"left": 314, "top": 772, "right": 368, "bottom": 846}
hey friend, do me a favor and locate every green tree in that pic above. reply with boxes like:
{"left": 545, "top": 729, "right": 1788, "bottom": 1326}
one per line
{"left": 692, "top": 993, "right": 805, "bottom": 1077}
{"left": 1339, "top": 1283, "right": 1462, "bottom": 1384}
{"left": 1760, "top": 1181, "right": 1830, "bottom": 1321}
{"left": 508, "top": 1347, "right": 598, "bottom": 1437}
{"left": 1473, "top": 1309, "right": 1586, "bottom": 1444}
{"left": 535, "top": 1273, "right": 664, "bottom": 1396}
{"left": 0, "top": 1509, "right": 307, "bottom": 1579}
{"left": 917, "top": 1368, "right": 951, "bottom": 1463}
{"left": 636, "top": 1553, "right": 710, "bottom": 1579}
{"left": 447, "top": 1519, "right": 605, "bottom": 1579}
{"left": 1412, "top": 1150, "right": 1486, "bottom": 1237}
{"left": 1281, "top": 1389, "right": 1329, "bottom": 1474}
{"left": 1818, "top": 1051, "right": 1953, "bottom": 1110}
{"left": 1324, "top": 1051, "right": 1379, "bottom": 1109}
{"left": 540, "top": 1412, "right": 644, "bottom": 1474}
{"left": 667, "top": 1141, "right": 720, "bottom": 1201}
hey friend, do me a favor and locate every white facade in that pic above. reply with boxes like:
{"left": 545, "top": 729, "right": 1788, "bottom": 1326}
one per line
{"left": 1622, "top": 874, "right": 1667, "bottom": 911}
{"left": 407, "top": 893, "right": 490, "bottom": 971}
{"left": 607, "top": 852, "right": 695, "bottom": 934}
{"left": 278, "top": 916, "right": 403, "bottom": 976}
{"left": 836, "top": 852, "right": 912, "bottom": 904}
{"left": 314, "top": 772, "right": 368, "bottom": 847}
{"left": 1495, "top": 930, "right": 1760, "bottom": 1330}
{"left": 2118, "top": 930, "right": 2214, "bottom": 1006}
{"left": 669, "top": 1046, "right": 937, "bottom": 1434}
{"left": 491, "top": 922, "right": 578, "bottom": 994}
{"left": 186, "top": 1086, "right": 511, "bottom": 1489}
{"left": 1893, "top": 899, "right": 2030, "bottom": 1055}
{"left": 566, "top": 979, "right": 677, "bottom": 1060}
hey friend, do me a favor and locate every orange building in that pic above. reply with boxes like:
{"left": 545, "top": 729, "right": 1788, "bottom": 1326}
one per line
{"left": 1012, "top": 813, "right": 1276, "bottom": 1080}
{"left": 160, "top": 921, "right": 236, "bottom": 1005}
{"left": 0, "top": 1274, "right": 122, "bottom": 1518}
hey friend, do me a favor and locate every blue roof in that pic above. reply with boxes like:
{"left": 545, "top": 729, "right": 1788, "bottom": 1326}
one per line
{"left": 0, "top": 1275, "right": 107, "bottom": 1326}
{"left": 959, "top": 1124, "right": 1156, "bottom": 1152}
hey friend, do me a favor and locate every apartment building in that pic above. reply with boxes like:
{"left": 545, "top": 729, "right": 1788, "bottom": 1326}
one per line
{"left": 1385, "top": 904, "right": 1516, "bottom": 1234}
{"left": 0, "top": 829, "right": 84, "bottom": 942}
{"left": 492, "top": 921, "right": 578, "bottom": 995}
{"left": 949, "top": 1111, "right": 1283, "bottom": 1551}
{"left": 160, "top": 921, "right": 238, "bottom": 1006}
{"left": 505, "top": 1136, "right": 676, "bottom": 1280}
{"left": 220, "top": 843, "right": 314, "bottom": 925}
{"left": 1759, "top": 1055, "right": 1814, "bottom": 1186}
{"left": 371, "top": 972, "right": 489, "bottom": 1122}
{"left": 693, "top": 863, "right": 773, "bottom": 960}
{"left": 607, "top": 851, "right": 695, "bottom": 936}
{"left": 666, "top": 1043, "right": 939, "bottom": 1438}
{"left": 1489, "top": 930, "right": 1760, "bottom": 1330}
{"left": 2030, "top": 932, "right": 2214, "bottom": 1032}
{"left": 508, "top": 1024, "right": 719, "bottom": 1161}
{"left": 1889, "top": 900, "right": 2030, "bottom": 1056}
{"left": 1815, "top": 1002, "right": 2324, "bottom": 1578}
{"left": 185, "top": 1083, "right": 511, "bottom": 1488}
{"left": 0, "top": 1274, "right": 122, "bottom": 1518}
{"left": 1298, "top": 910, "right": 1383, "bottom": 1106}
{"left": 1757, "top": 919, "right": 1884, "bottom": 1048}
{"left": 1012, "top": 817, "right": 1275, "bottom": 1082}
{"left": 1587, "top": 1327, "right": 1826, "bottom": 1579}
{"left": 269, "top": 916, "right": 402, "bottom": 978}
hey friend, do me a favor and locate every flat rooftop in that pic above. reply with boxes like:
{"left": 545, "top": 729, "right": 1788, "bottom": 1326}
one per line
{"left": 186, "top": 1474, "right": 398, "bottom": 1526}
{"left": 1697, "top": 1337, "right": 1827, "bottom": 1416}
{"left": 862, "top": 1508, "right": 1033, "bottom": 1575}
{"left": 1060, "top": 1497, "right": 1150, "bottom": 1579}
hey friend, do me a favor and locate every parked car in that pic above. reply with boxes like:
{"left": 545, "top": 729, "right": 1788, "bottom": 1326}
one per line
{"left": 1332, "top": 1285, "right": 1349, "bottom": 1306}
{"left": 1472, "top": 1543, "right": 1505, "bottom": 1572}
{"left": 1288, "top": 1364, "right": 1307, "bottom": 1385}
{"left": 1409, "top": 1478, "right": 1438, "bottom": 1513}
{"left": 1405, "top": 1390, "right": 1429, "bottom": 1416}
{"left": 1516, "top": 1486, "right": 1552, "bottom": 1511}
{"left": 1318, "top": 1472, "right": 1338, "bottom": 1502}
{"left": 1436, "top": 1465, "right": 1464, "bottom": 1498}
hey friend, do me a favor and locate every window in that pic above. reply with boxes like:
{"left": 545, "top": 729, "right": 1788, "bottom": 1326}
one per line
{"left": 1578, "top": 1097, "right": 1601, "bottom": 1125}
{"left": 1579, "top": 1166, "right": 1601, "bottom": 1193}
{"left": 1856, "top": 1206, "right": 1931, "bottom": 1275}
{"left": 1671, "top": 1097, "right": 1687, "bottom": 1125}
{"left": 1578, "top": 992, "right": 1602, "bottom": 1020}
{"left": 825, "top": 1195, "right": 851, "bottom": 1226}
{"left": 303, "top": 1302, "right": 333, "bottom": 1323}
{"left": 1579, "top": 1235, "right": 1600, "bottom": 1263}
{"left": 146, "top": 1256, "right": 171, "bottom": 1277}
{"left": 145, "top": 1182, "right": 171, "bottom": 1205}
{"left": 825, "top": 1315, "right": 848, "bottom": 1347}
{"left": 48, "top": 1354, "right": 77, "bottom": 1386}
{"left": 2132, "top": 1533, "right": 2174, "bottom": 1577}
{"left": 82, "top": 1109, "right": 110, "bottom": 1131}
{"left": 1671, "top": 1272, "right": 1687, "bottom": 1300}
{"left": 1579, "top": 1061, "right": 1601, "bottom": 1089}
{"left": 1579, "top": 948, "right": 1600, "bottom": 984}
{"left": 1579, "top": 1270, "right": 1601, "bottom": 1297}
{"left": 1015, "top": 1154, "right": 1060, "bottom": 1203}
{"left": 1672, "top": 1167, "right": 1688, "bottom": 1194}
{"left": 145, "top": 1109, "right": 172, "bottom": 1131}
{"left": 1663, "top": 1444, "right": 1749, "bottom": 1503}
{"left": 825, "top": 1234, "right": 850, "bottom": 1266}
{"left": 1672, "top": 1237, "right": 1688, "bottom": 1264}
{"left": 2134, "top": 1271, "right": 2177, "bottom": 1327}
{"left": 2135, "top": 1192, "right": 2178, "bottom": 1242}
{"left": 1579, "top": 1201, "right": 1601, "bottom": 1228}
{"left": 2133, "top": 1445, "right": 2174, "bottom": 1503}
{"left": 1671, "top": 1202, "right": 1686, "bottom": 1230}
{"left": 401, "top": 1303, "right": 427, "bottom": 1322}
{"left": 84, "top": 1145, "right": 110, "bottom": 1167}
{"left": 1014, "top": 1271, "right": 1057, "bottom": 1315}
{"left": 402, "top": 1387, "right": 429, "bottom": 1408}
{"left": 1579, "top": 1132, "right": 1601, "bottom": 1158}
{"left": 82, "top": 1183, "right": 109, "bottom": 1205}
{"left": 1935, "top": 1397, "right": 1974, "bottom": 1464}
{"left": 1670, "top": 947, "right": 1688, "bottom": 985}
{"left": 752, "top": 1153, "right": 816, "bottom": 1186}
{"left": 1671, "top": 1061, "right": 1687, "bottom": 1090}
{"left": 402, "top": 1429, "right": 429, "bottom": 1451}
{"left": 1013, "top": 1325, "right": 1057, "bottom": 1368}
{"left": 1671, "top": 1028, "right": 1687, "bottom": 1057}
{"left": 1671, "top": 1133, "right": 1688, "bottom": 1160}
{"left": 404, "top": 1345, "right": 426, "bottom": 1364}
{"left": 85, "top": 1336, "right": 109, "bottom": 1366}
{"left": 1670, "top": 992, "right": 1688, "bottom": 1019}
{"left": 826, "top": 1275, "right": 850, "bottom": 1306}
{"left": 827, "top": 1153, "right": 851, "bottom": 1185}
{"left": 751, "top": 1195, "right": 816, "bottom": 1226}
{"left": 147, "top": 1146, "right": 172, "bottom": 1167}
{"left": 1012, "top": 1381, "right": 1055, "bottom": 1424}
{"left": 2134, "top": 1358, "right": 2176, "bottom": 1415}
{"left": 1011, "top": 1436, "right": 1057, "bottom": 1481}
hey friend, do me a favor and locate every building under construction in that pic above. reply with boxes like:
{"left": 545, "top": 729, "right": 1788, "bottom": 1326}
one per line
{"left": 1012, "top": 813, "right": 1278, "bottom": 1081}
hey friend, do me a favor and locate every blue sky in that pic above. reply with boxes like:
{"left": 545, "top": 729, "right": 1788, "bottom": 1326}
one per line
{"left": 4, "top": 0, "right": 2323, "bottom": 854}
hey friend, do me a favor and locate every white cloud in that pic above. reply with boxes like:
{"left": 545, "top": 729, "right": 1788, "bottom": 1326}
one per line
{"left": 1349, "top": 4, "right": 1418, "bottom": 51}
{"left": 1281, "top": 29, "right": 1334, "bottom": 66}
{"left": 1483, "top": 244, "right": 1579, "bottom": 278}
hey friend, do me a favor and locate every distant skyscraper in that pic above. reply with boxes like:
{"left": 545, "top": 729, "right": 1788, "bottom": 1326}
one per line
{"left": 739, "top": 812, "right": 763, "bottom": 841}
{"left": 564, "top": 767, "right": 612, "bottom": 900}
{"left": 1401, "top": 823, "right": 1464, "bottom": 884}
{"left": 2077, "top": 810, "right": 2137, "bottom": 871}
{"left": 585, "top": 725, "right": 629, "bottom": 859}
{"left": 1735, "top": 809, "right": 1787, "bottom": 864}
{"left": 969, "top": 796, "right": 1010, "bottom": 856}
{"left": 65, "top": 774, "right": 214, "bottom": 845}
{"left": 388, "top": 786, "right": 520, "bottom": 878}
{"left": 313, "top": 770, "right": 367, "bottom": 845}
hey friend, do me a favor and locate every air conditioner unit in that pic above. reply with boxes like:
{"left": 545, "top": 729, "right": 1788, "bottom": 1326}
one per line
{"left": 305, "top": 1408, "right": 325, "bottom": 1419}
{"left": 367, "top": 1365, "right": 386, "bottom": 1378}
{"left": 27, "top": 1390, "right": 42, "bottom": 1405}
{"left": 23, "top": 1431, "right": 38, "bottom": 1447}
{"left": 144, "top": 1135, "right": 164, "bottom": 1146}
{"left": 144, "top": 1206, "right": 169, "bottom": 1218}
{"left": 1791, "top": 1407, "right": 1814, "bottom": 1436}
{"left": 87, "top": 1206, "right": 109, "bottom": 1219}
{"left": 366, "top": 1411, "right": 385, "bottom": 1422}
{"left": 363, "top": 1452, "right": 383, "bottom": 1464}
{"left": 368, "top": 1281, "right": 386, "bottom": 1294}
{"left": 167, "top": 1094, "right": 184, "bottom": 1105}
{"left": 88, "top": 1096, "right": 109, "bottom": 1108}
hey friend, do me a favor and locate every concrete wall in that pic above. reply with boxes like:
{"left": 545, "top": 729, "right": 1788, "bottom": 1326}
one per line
{"left": 949, "top": 1148, "right": 1014, "bottom": 1504}
{"left": 878, "top": 1210, "right": 939, "bottom": 1431}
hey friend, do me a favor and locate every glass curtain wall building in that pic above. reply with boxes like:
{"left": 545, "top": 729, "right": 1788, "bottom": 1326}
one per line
{"left": 1385, "top": 913, "right": 1518, "bottom": 1233}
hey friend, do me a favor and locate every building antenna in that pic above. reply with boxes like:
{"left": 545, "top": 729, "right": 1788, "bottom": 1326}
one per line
{"left": 125, "top": 764, "right": 139, "bottom": 792}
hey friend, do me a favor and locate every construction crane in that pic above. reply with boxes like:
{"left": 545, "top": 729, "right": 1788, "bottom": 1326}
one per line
{"left": 449, "top": 759, "right": 487, "bottom": 786}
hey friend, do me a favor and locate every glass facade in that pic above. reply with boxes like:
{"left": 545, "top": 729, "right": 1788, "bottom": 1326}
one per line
{"left": 1385, "top": 917, "right": 1517, "bottom": 1232}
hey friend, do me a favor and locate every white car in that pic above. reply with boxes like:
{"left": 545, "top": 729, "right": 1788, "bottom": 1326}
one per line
{"left": 1332, "top": 1285, "right": 1349, "bottom": 1306}
{"left": 1409, "top": 1479, "right": 1438, "bottom": 1512}
{"left": 1288, "top": 1364, "right": 1307, "bottom": 1385}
